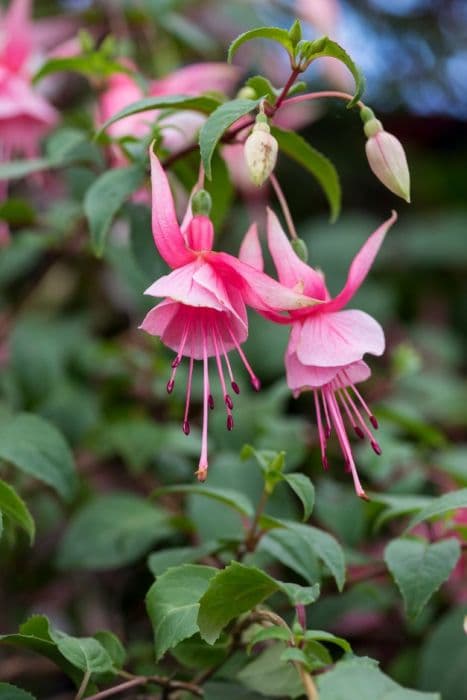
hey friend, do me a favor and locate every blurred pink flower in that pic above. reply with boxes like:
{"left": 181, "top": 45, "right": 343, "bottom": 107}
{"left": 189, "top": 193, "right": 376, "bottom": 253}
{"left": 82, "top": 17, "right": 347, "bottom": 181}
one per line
{"left": 252, "top": 208, "right": 397, "bottom": 497}
{"left": 140, "top": 150, "right": 318, "bottom": 480}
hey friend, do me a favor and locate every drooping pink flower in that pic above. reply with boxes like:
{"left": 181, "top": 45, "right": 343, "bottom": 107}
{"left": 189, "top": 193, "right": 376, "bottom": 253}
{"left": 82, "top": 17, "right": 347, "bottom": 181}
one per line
{"left": 244, "top": 208, "right": 397, "bottom": 497}
{"left": 140, "top": 150, "right": 318, "bottom": 480}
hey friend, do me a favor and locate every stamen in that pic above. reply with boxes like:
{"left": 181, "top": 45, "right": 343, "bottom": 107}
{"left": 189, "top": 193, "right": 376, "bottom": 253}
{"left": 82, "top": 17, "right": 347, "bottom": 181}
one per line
{"left": 226, "top": 326, "right": 261, "bottom": 392}
{"left": 183, "top": 355, "right": 194, "bottom": 436}
{"left": 338, "top": 379, "right": 382, "bottom": 454}
{"left": 343, "top": 369, "right": 378, "bottom": 428}
{"left": 213, "top": 326, "right": 234, "bottom": 428}
{"left": 324, "top": 387, "right": 367, "bottom": 499}
{"left": 208, "top": 394, "right": 215, "bottom": 410}
{"left": 336, "top": 387, "right": 364, "bottom": 439}
{"left": 314, "top": 390, "right": 328, "bottom": 469}
{"left": 216, "top": 328, "right": 240, "bottom": 394}
{"left": 321, "top": 391, "right": 332, "bottom": 439}
{"left": 196, "top": 329, "right": 209, "bottom": 482}
{"left": 171, "top": 319, "right": 191, "bottom": 370}
{"left": 231, "top": 381, "right": 240, "bottom": 395}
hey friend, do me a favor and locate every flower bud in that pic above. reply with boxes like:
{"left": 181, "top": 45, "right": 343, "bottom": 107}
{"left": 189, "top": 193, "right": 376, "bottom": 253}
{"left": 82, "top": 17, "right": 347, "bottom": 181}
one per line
{"left": 192, "top": 189, "right": 212, "bottom": 217}
{"left": 244, "top": 116, "right": 278, "bottom": 187}
{"left": 363, "top": 112, "right": 411, "bottom": 203}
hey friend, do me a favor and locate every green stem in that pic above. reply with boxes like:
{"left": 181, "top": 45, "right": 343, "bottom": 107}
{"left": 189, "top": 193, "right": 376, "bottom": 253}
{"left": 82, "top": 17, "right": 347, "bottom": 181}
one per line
{"left": 75, "top": 670, "right": 92, "bottom": 700}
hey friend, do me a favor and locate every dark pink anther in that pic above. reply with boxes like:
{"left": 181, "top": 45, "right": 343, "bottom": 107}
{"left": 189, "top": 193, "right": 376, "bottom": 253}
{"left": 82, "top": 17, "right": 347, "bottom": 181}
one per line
{"left": 371, "top": 440, "right": 382, "bottom": 455}
{"left": 250, "top": 376, "right": 261, "bottom": 392}
{"left": 224, "top": 394, "right": 233, "bottom": 410}
{"left": 354, "top": 426, "right": 365, "bottom": 440}
{"left": 231, "top": 381, "right": 240, "bottom": 394}
{"left": 166, "top": 379, "right": 175, "bottom": 394}
{"left": 370, "top": 415, "right": 379, "bottom": 429}
{"left": 208, "top": 394, "right": 215, "bottom": 410}
{"left": 227, "top": 414, "right": 234, "bottom": 431}
{"left": 182, "top": 420, "right": 190, "bottom": 435}
{"left": 171, "top": 355, "right": 181, "bottom": 368}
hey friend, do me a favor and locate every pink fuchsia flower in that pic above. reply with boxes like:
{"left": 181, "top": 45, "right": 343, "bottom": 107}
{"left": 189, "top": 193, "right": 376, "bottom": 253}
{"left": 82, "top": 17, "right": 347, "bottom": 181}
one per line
{"left": 252, "top": 208, "right": 397, "bottom": 498}
{"left": 140, "top": 150, "right": 318, "bottom": 480}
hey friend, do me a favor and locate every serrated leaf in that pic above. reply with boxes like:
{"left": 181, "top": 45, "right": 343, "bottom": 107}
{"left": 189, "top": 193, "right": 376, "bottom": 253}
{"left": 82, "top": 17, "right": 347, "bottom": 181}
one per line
{"left": 405, "top": 489, "right": 467, "bottom": 531}
{"left": 0, "top": 479, "right": 35, "bottom": 543}
{"left": 0, "top": 683, "right": 37, "bottom": 699}
{"left": 148, "top": 542, "right": 220, "bottom": 576}
{"left": 84, "top": 165, "right": 145, "bottom": 256}
{"left": 318, "top": 656, "right": 440, "bottom": 700}
{"left": 228, "top": 27, "right": 294, "bottom": 63}
{"left": 172, "top": 633, "right": 231, "bottom": 670}
{"left": 283, "top": 473, "right": 315, "bottom": 521}
{"left": 384, "top": 537, "right": 461, "bottom": 619}
{"left": 0, "top": 413, "right": 77, "bottom": 502}
{"left": 57, "top": 493, "right": 173, "bottom": 570}
{"left": 197, "top": 562, "right": 279, "bottom": 644}
{"left": 152, "top": 484, "right": 255, "bottom": 517}
{"left": 282, "top": 520, "right": 346, "bottom": 591}
{"left": 278, "top": 581, "right": 320, "bottom": 605}
{"left": 146, "top": 564, "right": 217, "bottom": 660}
{"left": 98, "top": 94, "right": 221, "bottom": 135}
{"left": 93, "top": 632, "right": 126, "bottom": 669}
{"left": 199, "top": 98, "right": 262, "bottom": 179}
{"left": 247, "top": 625, "right": 291, "bottom": 653}
{"left": 301, "top": 37, "right": 365, "bottom": 108}
{"left": 259, "top": 528, "right": 320, "bottom": 584}
{"left": 272, "top": 127, "right": 341, "bottom": 221}
{"left": 50, "top": 632, "right": 114, "bottom": 673}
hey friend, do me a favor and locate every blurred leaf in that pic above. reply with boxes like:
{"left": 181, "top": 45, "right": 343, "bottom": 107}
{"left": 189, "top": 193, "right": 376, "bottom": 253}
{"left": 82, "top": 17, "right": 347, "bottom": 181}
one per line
{"left": 172, "top": 633, "right": 231, "bottom": 669}
{"left": 282, "top": 521, "right": 346, "bottom": 591}
{"left": 436, "top": 445, "right": 467, "bottom": 484}
{"left": 246, "top": 75, "right": 276, "bottom": 102}
{"left": 279, "top": 581, "right": 320, "bottom": 605}
{"left": 0, "top": 479, "right": 35, "bottom": 543}
{"left": 406, "top": 489, "right": 467, "bottom": 531}
{"left": 0, "top": 198, "right": 35, "bottom": 226}
{"left": 98, "top": 94, "right": 221, "bottom": 135}
{"left": 228, "top": 27, "right": 294, "bottom": 63}
{"left": 247, "top": 625, "right": 291, "bottom": 652}
{"left": 318, "top": 657, "right": 439, "bottom": 699}
{"left": 197, "top": 562, "right": 279, "bottom": 644}
{"left": 57, "top": 493, "right": 173, "bottom": 570}
{"left": 236, "top": 643, "right": 303, "bottom": 698}
{"left": 199, "top": 98, "right": 262, "bottom": 179}
{"left": 153, "top": 484, "right": 255, "bottom": 518}
{"left": 126, "top": 203, "right": 168, "bottom": 282}
{"left": 384, "top": 537, "right": 461, "bottom": 619}
{"left": 50, "top": 631, "right": 114, "bottom": 674}
{"left": 204, "top": 682, "right": 262, "bottom": 700}
{"left": 303, "top": 630, "right": 352, "bottom": 654}
{"left": 146, "top": 564, "right": 217, "bottom": 659}
{"left": 84, "top": 165, "right": 145, "bottom": 256}
{"left": 283, "top": 473, "right": 315, "bottom": 521}
{"left": 315, "top": 480, "right": 366, "bottom": 547}
{"left": 33, "top": 54, "right": 128, "bottom": 83}
{"left": 205, "top": 151, "right": 234, "bottom": 231}
{"left": 259, "top": 529, "right": 321, "bottom": 584}
{"left": 418, "top": 604, "right": 467, "bottom": 700}
{"left": 93, "top": 631, "right": 126, "bottom": 669}
{"left": 148, "top": 542, "right": 220, "bottom": 576}
{"left": 272, "top": 127, "right": 341, "bottom": 221}
{"left": 0, "top": 413, "right": 77, "bottom": 502}
{"left": 158, "top": 12, "right": 218, "bottom": 54}
{"left": 370, "top": 493, "right": 434, "bottom": 531}
{"left": 0, "top": 684, "right": 37, "bottom": 699}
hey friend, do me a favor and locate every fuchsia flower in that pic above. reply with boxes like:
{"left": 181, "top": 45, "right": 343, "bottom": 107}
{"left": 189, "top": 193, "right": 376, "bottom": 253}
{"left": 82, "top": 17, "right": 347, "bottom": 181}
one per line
{"left": 140, "top": 150, "right": 318, "bottom": 480}
{"left": 241, "top": 208, "right": 397, "bottom": 498}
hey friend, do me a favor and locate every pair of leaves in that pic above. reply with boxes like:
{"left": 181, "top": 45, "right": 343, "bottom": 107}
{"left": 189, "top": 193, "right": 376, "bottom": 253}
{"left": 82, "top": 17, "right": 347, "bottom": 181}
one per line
{"left": 146, "top": 561, "right": 319, "bottom": 659}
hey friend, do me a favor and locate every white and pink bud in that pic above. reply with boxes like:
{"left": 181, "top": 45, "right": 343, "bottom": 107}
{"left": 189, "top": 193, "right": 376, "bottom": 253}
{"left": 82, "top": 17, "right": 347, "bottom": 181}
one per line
{"left": 362, "top": 108, "right": 411, "bottom": 203}
{"left": 244, "top": 114, "right": 278, "bottom": 187}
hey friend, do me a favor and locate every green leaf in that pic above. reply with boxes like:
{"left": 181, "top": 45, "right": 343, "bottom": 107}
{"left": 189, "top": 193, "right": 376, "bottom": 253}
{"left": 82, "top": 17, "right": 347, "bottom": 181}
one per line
{"left": 228, "top": 27, "right": 294, "bottom": 63}
{"left": 318, "top": 657, "right": 440, "bottom": 700}
{"left": 283, "top": 521, "right": 346, "bottom": 591}
{"left": 148, "top": 542, "right": 220, "bottom": 576}
{"left": 199, "top": 98, "right": 262, "bottom": 179}
{"left": 418, "top": 604, "right": 467, "bottom": 700}
{"left": 93, "top": 632, "right": 126, "bottom": 670}
{"left": 272, "top": 127, "right": 341, "bottom": 222}
{"left": 57, "top": 493, "right": 173, "bottom": 570}
{"left": 303, "top": 630, "right": 352, "bottom": 654}
{"left": 298, "top": 37, "right": 365, "bottom": 108}
{"left": 406, "top": 489, "right": 467, "bottom": 531}
{"left": 172, "top": 633, "right": 231, "bottom": 670}
{"left": 247, "top": 625, "right": 291, "bottom": 653}
{"left": 0, "top": 413, "right": 77, "bottom": 502}
{"left": 146, "top": 564, "right": 217, "bottom": 660}
{"left": 0, "top": 683, "right": 37, "bottom": 700}
{"left": 370, "top": 493, "right": 434, "bottom": 531}
{"left": 237, "top": 643, "right": 303, "bottom": 698}
{"left": 33, "top": 54, "right": 128, "bottom": 84}
{"left": 197, "top": 562, "right": 279, "bottom": 644}
{"left": 0, "top": 479, "right": 35, "bottom": 543}
{"left": 283, "top": 473, "right": 315, "bottom": 521}
{"left": 278, "top": 581, "right": 320, "bottom": 606}
{"left": 384, "top": 537, "right": 461, "bottom": 619}
{"left": 50, "top": 632, "right": 114, "bottom": 673}
{"left": 97, "top": 94, "right": 221, "bottom": 135}
{"left": 84, "top": 165, "right": 145, "bottom": 256}
{"left": 204, "top": 682, "right": 263, "bottom": 700}
{"left": 0, "top": 158, "right": 50, "bottom": 180}
{"left": 259, "top": 528, "right": 321, "bottom": 584}
{"left": 152, "top": 484, "right": 255, "bottom": 518}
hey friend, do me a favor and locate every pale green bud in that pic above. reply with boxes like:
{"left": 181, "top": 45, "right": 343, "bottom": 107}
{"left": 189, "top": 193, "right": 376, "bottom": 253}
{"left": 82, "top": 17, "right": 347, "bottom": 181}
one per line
{"left": 365, "top": 129, "right": 411, "bottom": 203}
{"left": 244, "top": 119, "right": 278, "bottom": 187}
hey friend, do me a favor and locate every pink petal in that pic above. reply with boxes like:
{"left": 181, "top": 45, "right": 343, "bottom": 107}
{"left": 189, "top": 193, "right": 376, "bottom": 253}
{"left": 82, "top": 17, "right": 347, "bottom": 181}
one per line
{"left": 145, "top": 261, "right": 224, "bottom": 310}
{"left": 150, "top": 148, "right": 194, "bottom": 268}
{"left": 139, "top": 298, "right": 179, "bottom": 337}
{"left": 150, "top": 63, "right": 240, "bottom": 97}
{"left": 212, "top": 250, "right": 321, "bottom": 315}
{"left": 1, "top": 0, "right": 32, "bottom": 72}
{"left": 239, "top": 223, "right": 264, "bottom": 271}
{"left": 323, "top": 211, "right": 397, "bottom": 313}
{"left": 159, "top": 111, "right": 206, "bottom": 152}
{"left": 266, "top": 208, "right": 328, "bottom": 299}
{"left": 297, "top": 309, "right": 385, "bottom": 367}
{"left": 286, "top": 351, "right": 341, "bottom": 392}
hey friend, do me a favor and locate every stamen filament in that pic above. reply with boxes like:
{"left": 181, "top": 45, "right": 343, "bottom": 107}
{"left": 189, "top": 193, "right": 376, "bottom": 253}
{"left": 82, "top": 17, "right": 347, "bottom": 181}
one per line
{"left": 227, "top": 326, "right": 261, "bottom": 391}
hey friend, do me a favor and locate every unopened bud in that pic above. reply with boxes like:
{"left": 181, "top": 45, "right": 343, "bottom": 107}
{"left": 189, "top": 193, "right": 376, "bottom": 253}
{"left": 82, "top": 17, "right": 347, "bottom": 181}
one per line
{"left": 237, "top": 86, "right": 257, "bottom": 100}
{"left": 244, "top": 117, "right": 278, "bottom": 187}
{"left": 291, "top": 237, "right": 309, "bottom": 262}
{"left": 192, "top": 189, "right": 212, "bottom": 217}
{"left": 363, "top": 114, "right": 411, "bottom": 203}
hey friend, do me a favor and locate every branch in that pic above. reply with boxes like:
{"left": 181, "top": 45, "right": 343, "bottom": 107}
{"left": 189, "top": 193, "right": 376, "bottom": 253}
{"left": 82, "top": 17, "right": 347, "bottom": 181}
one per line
{"left": 85, "top": 674, "right": 203, "bottom": 700}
